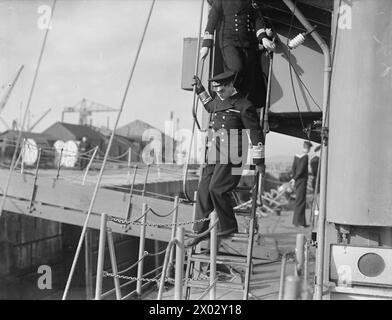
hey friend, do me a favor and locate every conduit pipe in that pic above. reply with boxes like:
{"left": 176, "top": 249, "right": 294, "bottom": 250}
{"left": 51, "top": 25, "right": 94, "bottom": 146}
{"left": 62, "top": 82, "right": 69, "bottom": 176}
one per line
{"left": 282, "top": 0, "right": 332, "bottom": 300}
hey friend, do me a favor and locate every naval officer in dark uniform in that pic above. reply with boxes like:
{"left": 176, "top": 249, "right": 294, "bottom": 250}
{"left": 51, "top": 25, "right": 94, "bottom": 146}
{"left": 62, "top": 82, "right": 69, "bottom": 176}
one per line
{"left": 189, "top": 71, "right": 265, "bottom": 245}
{"left": 200, "top": 0, "right": 275, "bottom": 107}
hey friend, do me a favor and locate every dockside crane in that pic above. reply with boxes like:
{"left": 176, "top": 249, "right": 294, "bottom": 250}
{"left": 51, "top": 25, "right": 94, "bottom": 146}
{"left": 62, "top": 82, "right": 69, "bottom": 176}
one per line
{"left": 61, "top": 98, "right": 120, "bottom": 126}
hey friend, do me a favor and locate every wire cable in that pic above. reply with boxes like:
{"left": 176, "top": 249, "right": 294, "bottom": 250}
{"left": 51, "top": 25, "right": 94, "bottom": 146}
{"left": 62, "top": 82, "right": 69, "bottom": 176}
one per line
{"left": 62, "top": 0, "right": 156, "bottom": 300}
{"left": 0, "top": 0, "right": 57, "bottom": 217}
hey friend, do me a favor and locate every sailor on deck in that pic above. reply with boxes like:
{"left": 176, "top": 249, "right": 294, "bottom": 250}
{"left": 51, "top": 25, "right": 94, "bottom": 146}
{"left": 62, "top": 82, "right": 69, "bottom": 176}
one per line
{"left": 188, "top": 71, "right": 265, "bottom": 246}
{"left": 200, "top": 0, "right": 275, "bottom": 107}
{"left": 290, "top": 140, "right": 312, "bottom": 228}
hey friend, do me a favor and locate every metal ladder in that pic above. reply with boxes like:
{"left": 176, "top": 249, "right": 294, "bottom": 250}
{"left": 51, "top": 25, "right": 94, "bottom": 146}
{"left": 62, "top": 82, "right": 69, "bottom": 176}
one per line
{"left": 184, "top": 168, "right": 261, "bottom": 300}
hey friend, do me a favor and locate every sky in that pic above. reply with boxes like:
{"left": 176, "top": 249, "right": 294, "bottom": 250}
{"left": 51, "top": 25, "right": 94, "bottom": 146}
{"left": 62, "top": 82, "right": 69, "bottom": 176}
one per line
{"left": 0, "top": 0, "right": 307, "bottom": 158}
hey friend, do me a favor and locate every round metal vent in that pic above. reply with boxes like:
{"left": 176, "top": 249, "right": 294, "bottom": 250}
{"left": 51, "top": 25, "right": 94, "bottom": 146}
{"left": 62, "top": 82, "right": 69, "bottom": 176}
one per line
{"left": 358, "top": 253, "right": 385, "bottom": 278}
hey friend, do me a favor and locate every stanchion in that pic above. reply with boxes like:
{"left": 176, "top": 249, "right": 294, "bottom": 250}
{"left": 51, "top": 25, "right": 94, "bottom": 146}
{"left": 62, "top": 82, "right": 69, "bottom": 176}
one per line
{"left": 278, "top": 253, "right": 288, "bottom": 300}
{"left": 174, "top": 226, "right": 184, "bottom": 300}
{"left": 95, "top": 213, "right": 108, "bottom": 300}
{"left": 82, "top": 146, "right": 99, "bottom": 185}
{"left": 283, "top": 275, "right": 301, "bottom": 300}
{"left": 167, "top": 196, "right": 180, "bottom": 279}
{"left": 136, "top": 203, "right": 148, "bottom": 297}
{"left": 295, "top": 234, "right": 305, "bottom": 276}
{"left": 210, "top": 211, "right": 217, "bottom": 300}
{"left": 107, "top": 228, "right": 122, "bottom": 300}
{"left": 127, "top": 147, "right": 132, "bottom": 183}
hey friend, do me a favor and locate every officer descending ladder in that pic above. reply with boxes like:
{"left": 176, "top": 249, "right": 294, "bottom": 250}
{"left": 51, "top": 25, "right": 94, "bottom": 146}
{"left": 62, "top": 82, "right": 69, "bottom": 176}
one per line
{"left": 183, "top": 0, "right": 276, "bottom": 300}
{"left": 184, "top": 71, "right": 266, "bottom": 300}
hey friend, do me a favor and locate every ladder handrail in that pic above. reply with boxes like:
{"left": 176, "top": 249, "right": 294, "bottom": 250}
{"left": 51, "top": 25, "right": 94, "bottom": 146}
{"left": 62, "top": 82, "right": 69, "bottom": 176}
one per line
{"left": 182, "top": 0, "right": 208, "bottom": 202}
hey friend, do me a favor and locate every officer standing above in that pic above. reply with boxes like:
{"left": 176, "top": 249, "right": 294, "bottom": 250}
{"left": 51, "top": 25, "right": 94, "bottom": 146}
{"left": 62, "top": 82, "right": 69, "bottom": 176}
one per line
{"left": 200, "top": 0, "right": 275, "bottom": 107}
{"left": 187, "top": 71, "right": 265, "bottom": 246}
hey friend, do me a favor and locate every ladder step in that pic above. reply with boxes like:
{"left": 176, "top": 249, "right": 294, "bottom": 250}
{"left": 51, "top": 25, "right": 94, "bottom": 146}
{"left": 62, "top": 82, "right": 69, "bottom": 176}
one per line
{"left": 234, "top": 208, "right": 252, "bottom": 216}
{"left": 189, "top": 253, "right": 248, "bottom": 267}
{"left": 186, "top": 279, "right": 244, "bottom": 292}
{"left": 234, "top": 186, "right": 253, "bottom": 192}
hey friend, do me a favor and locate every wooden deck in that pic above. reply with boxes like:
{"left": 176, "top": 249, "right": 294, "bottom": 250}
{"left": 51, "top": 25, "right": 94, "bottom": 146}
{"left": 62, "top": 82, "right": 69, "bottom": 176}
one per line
{"left": 0, "top": 166, "right": 197, "bottom": 242}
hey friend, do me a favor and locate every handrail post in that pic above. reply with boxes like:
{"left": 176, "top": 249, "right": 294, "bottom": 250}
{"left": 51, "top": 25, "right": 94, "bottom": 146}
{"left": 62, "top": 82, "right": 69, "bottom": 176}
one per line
{"left": 125, "top": 165, "right": 138, "bottom": 222}
{"left": 136, "top": 203, "right": 148, "bottom": 297}
{"left": 295, "top": 234, "right": 305, "bottom": 276}
{"left": 107, "top": 228, "right": 122, "bottom": 300}
{"left": 210, "top": 211, "right": 217, "bottom": 300}
{"left": 278, "top": 253, "right": 288, "bottom": 300}
{"left": 56, "top": 147, "right": 63, "bottom": 180}
{"left": 82, "top": 146, "right": 98, "bottom": 185}
{"left": 27, "top": 148, "right": 42, "bottom": 212}
{"left": 127, "top": 147, "right": 132, "bottom": 183}
{"left": 157, "top": 240, "right": 176, "bottom": 300}
{"left": 283, "top": 275, "right": 301, "bottom": 300}
{"left": 174, "top": 227, "right": 185, "bottom": 300}
{"left": 95, "top": 213, "right": 108, "bottom": 300}
{"left": 167, "top": 196, "right": 180, "bottom": 278}
{"left": 20, "top": 139, "right": 26, "bottom": 174}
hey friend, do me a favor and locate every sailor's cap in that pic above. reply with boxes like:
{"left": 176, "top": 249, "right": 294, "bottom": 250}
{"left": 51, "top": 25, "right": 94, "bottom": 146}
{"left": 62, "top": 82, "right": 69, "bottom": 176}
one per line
{"left": 209, "top": 71, "right": 236, "bottom": 87}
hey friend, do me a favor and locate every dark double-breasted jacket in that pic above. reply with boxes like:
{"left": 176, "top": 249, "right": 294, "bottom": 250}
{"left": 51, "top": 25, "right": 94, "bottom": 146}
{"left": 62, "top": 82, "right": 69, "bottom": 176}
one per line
{"left": 203, "top": 92, "right": 264, "bottom": 164}
{"left": 202, "top": 0, "right": 268, "bottom": 49}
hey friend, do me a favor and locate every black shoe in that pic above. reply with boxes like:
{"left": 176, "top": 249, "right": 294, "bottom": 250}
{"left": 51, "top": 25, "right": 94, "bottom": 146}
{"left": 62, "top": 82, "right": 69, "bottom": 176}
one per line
{"left": 184, "top": 233, "right": 210, "bottom": 248}
{"left": 217, "top": 227, "right": 238, "bottom": 238}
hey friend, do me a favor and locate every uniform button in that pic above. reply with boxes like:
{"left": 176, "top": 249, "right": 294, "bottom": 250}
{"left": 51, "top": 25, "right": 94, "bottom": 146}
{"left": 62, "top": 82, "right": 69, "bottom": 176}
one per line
{"left": 222, "top": 116, "right": 225, "bottom": 119}
{"left": 221, "top": 132, "right": 224, "bottom": 135}
{"left": 235, "top": 24, "right": 238, "bottom": 27}
{"left": 222, "top": 124, "right": 225, "bottom": 128}
{"left": 235, "top": 19, "right": 238, "bottom": 22}
{"left": 212, "top": 138, "right": 215, "bottom": 142}
{"left": 222, "top": 139, "right": 225, "bottom": 142}
{"left": 235, "top": 29, "right": 238, "bottom": 32}
{"left": 248, "top": 29, "right": 251, "bottom": 32}
{"left": 214, "top": 113, "right": 217, "bottom": 116}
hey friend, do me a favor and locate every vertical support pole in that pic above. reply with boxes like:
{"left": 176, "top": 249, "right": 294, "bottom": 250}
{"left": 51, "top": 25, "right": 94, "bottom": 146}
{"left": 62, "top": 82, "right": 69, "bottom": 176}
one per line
{"left": 283, "top": 275, "right": 301, "bottom": 300}
{"left": 303, "top": 242, "right": 310, "bottom": 300}
{"left": 192, "top": 191, "right": 201, "bottom": 277}
{"left": 174, "top": 226, "right": 184, "bottom": 300}
{"left": 107, "top": 228, "right": 122, "bottom": 300}
{"left": 154, "top": 240, "right": 160, "bottom": 277}
{"left": 210, "top": 211, "right": 217, "bottom": 300}
{"left": 28, "top": 148, "right": 42, "bottom": 211}
{"left": 278, "top": 253, "right": 288, "bottom": 300}
{"left": 95, "top": 213, "right": 108, "bottom": 300}
{"left": 56, "top": 148, "right": 63, "bottom": 180}
{"left": 20, "top": 139, "right": 26, "bottom": 174}
{"left": 136, "top": 203, "right": 148, "bottom": 297}
{"left": 84, "top": 228, "right": 93, "bottom": 300}
{"left": 127, "top": 147, "right": 132, "bottom": 183}
{"left": 125, "top": 165, "right": 138, "bottom": 221}
{"left": 82, "top": 146, "right": 98, "bottom": 185}
{"left": 295, "top": 234, "right": 305, "bottom": 276}
{"left": 142, "top": 164, "right": 150, "bottom": 199}
{"left": 168, "top": 196, "right": 179, "bottom": 278}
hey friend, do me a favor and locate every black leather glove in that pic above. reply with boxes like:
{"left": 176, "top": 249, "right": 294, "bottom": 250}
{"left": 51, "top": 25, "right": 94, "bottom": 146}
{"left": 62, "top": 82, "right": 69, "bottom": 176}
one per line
{"left": 192, "top": 75, "right": 205, "bottom": 94}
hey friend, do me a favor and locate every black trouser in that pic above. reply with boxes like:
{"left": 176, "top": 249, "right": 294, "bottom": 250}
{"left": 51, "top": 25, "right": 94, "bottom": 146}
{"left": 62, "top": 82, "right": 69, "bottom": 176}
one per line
{"left": 193, "top": 163, "right": 242, "bottom": 234}
{"left": 221, "top": 45, "right": 265, "bottom": 108}
{"left": 293, "top": 178, "right": 307, "bottom": 227}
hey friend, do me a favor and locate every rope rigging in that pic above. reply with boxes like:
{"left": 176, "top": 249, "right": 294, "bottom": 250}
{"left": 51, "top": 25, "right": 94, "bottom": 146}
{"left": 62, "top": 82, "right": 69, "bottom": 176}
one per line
{"left": 0, "top": 0, "right": 57, "bottom": 217}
